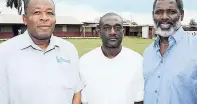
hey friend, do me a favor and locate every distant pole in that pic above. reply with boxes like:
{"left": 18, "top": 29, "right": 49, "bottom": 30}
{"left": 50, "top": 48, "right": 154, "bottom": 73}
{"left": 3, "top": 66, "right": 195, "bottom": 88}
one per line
{"left": 83, "top": 26, "right": 86, "bottom": 37}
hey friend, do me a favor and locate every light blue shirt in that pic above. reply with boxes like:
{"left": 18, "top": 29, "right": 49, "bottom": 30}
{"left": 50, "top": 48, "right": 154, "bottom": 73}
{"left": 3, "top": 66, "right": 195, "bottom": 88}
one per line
{"left": 0, "top": 31, "right": 85, "bottom": 104}
{"left": 143, "top": 27, "right": 197, "bottom": 104}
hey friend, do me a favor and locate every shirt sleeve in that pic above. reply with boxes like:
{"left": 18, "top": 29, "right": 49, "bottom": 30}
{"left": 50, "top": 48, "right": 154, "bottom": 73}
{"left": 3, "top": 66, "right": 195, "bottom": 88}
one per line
{"left": 191, "top": 62, "right": 197, "bottom": 98}
{"left": 0, "top": 50, "right": 9, "bottom": 104}
{"left": 74, "top": 72, "right": 86, "bottom": 93}
{"left": 79, "top": 56, "right": 88, "bottom": 103}
{"left": 71, "top": 45, "right": 86, "bottom": 93}
{"left": 194, "top": 72, "right": 197, "bottom": 98}
{"left": 134, "top": 56, "right": 144, "bottom": 102}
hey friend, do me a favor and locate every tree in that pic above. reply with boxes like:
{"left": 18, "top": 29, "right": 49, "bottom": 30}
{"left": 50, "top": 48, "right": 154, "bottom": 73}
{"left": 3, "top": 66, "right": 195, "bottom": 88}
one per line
{"left": 123, "top": 19, "right": 138, "bottom": 25}
{"left": 6, "top": 0, "right": 23, "bottom": 15}
{"left": 131, "top": 22, "right": 137, "bottom": 25}
{"left": 189, "top": 18, "right": 197, "bottom": 27}
{"left": 6, "top": 0, "right": 26, "bottom": 36}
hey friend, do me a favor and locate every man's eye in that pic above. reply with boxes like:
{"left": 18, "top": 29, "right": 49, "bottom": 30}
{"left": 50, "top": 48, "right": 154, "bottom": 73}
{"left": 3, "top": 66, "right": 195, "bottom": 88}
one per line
{"left": 115, "top": 26, "right": 121, "bottom": 31}
{"left": 103, "top": 27, "right": 110, "bottom": 30}
{"left": 168, "top": 10, "right": 177, "bottom": 14}
{"left": 48, "top": 12, "right": 54, "bottom": 15}
{"left": 34, "top": 11, "right": 40, "bottom": 15}
{"left": 155, "top": 10, "right": 163, "bottom": 15}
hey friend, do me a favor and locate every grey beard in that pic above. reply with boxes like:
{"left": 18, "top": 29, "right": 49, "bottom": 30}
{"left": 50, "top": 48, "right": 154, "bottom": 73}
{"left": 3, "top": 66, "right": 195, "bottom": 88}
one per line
{"left": 155, "top": 18, "right": 182, "bottom": 37}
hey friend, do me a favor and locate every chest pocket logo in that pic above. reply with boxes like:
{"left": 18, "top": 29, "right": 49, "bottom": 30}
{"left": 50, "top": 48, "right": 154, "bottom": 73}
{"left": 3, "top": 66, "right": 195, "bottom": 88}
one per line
{"left": 56, "top": 56, "right": 71, "bottom": 64}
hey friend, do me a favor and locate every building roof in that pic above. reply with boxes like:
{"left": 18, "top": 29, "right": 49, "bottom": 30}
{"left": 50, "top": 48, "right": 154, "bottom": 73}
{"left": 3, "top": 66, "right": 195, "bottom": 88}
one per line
{"left": 0, "top": 14, "right": 23, "bottom": 24}
{"left": 56, "top": 16, "right": 82, "bottom": 25}
{"left": 183, "top": 25, "right": 197, "bottom": 28}
{"left": 83, "top": 21, "right": 99, "bottom": 24}
{"left": 0, "top": 14, "right": 82, "bottom": 25}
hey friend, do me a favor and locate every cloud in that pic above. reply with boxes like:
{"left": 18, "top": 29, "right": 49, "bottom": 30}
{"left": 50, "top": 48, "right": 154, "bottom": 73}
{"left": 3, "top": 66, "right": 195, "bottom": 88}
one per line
{"left": 55, "top": 2, "right": 102, "bottom": 22}
{"left": 55, "top": 1, "right": 197, "bottom": 25}
{"left": 182, "top": 10, "right": 197, "bottom": 25}
{"left": 55, "top": 0, "right": 197, "bottom": 25}
{"left": 0, "top": 0, "right": 196, "bottom": 25}
{"left": 120, "top": 12, "right": 153, "bottom": 25}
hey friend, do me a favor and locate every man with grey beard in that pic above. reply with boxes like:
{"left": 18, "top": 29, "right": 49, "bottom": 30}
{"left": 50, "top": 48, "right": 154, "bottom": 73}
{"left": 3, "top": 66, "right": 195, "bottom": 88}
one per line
{"left": 143, "top": 0, "right": 197, "bottom": 104}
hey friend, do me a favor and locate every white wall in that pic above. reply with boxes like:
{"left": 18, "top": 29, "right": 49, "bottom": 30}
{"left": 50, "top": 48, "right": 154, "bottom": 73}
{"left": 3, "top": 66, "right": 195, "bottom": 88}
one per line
{"left": 142, "top": 26, "right": 149, "bottom": 38}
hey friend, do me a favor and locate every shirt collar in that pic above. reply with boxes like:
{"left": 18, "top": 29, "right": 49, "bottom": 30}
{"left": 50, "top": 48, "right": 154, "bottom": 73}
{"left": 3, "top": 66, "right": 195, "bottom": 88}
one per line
{"left": 153, "top": 27, "right": 185, "bottom": 48}
{"left": 20, "top": 31, "right": 60, "bottom": 50}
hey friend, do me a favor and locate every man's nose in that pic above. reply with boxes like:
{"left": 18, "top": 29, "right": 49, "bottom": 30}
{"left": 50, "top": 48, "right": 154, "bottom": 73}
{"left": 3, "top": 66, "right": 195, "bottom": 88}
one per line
{"left": 161, "top": 12, "right": 170, "bottom": 21}
{"left": 109, "top": 27, "right": 116, "bottom": 35}
{"left": 40, "top": 13, "right": 49, "bottom": 22}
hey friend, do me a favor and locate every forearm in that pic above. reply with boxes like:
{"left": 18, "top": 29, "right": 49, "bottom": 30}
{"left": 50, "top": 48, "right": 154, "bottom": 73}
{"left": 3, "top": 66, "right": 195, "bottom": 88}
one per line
{"left": 72, "top": 92, "right": 81, "bottom": 104}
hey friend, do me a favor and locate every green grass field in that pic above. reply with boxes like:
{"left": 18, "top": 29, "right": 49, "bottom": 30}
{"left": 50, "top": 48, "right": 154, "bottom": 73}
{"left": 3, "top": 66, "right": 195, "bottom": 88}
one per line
{"left": 0, "top": 37, "right": 153, "bottom": 56}
{"left": 65, "top": 37, "right": 153, "bottom": 56}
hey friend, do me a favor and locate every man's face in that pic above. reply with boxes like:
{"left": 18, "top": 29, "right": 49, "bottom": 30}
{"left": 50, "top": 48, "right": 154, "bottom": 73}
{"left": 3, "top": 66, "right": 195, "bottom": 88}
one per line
{"left": 23, "top": 0, "right": 56, "bottom": 40}
{"left": 153, "top": 0, "right": 183, "bottom": 37}
{"left": 99, "top": 15, "right": 124, "bottom": 48}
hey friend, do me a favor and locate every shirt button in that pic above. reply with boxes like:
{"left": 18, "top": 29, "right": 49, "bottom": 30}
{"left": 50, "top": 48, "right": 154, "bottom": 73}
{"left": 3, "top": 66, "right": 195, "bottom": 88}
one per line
{"left": 161, "top": 59, "right": 163, "bottom": 63}
{"left": 158, "top": 76, "right": 160, "bottom": 78}
{"left": 155, "top": 90, "right": 158, "bottom": 93}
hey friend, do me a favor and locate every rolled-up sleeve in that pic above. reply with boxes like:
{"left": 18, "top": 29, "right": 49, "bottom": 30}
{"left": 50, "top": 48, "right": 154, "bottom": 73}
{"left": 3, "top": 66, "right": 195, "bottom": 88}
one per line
{"left": 74, "top": 73, "right": 86, "bottom": 93}
{"left": 0, "top": 50, "right": 9, "bottom": 104}
{"left": 71, "top": 45, "right": 86, "bottom": 93}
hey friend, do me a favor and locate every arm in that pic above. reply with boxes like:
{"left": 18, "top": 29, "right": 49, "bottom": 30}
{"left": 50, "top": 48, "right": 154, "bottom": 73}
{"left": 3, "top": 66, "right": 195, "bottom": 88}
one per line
{"left": 72, "top": 91, "right": 81, "bottom": 104}
{"left": 71, "top": 45, "right": 86, "bottom": 104}
{"left": 72, "top": 73, "right": 85, "bottom": 104}
{"left": 79, "top": 56, "right": 88, "bottom": 104}
{"left": 134, "top": 56, "right": 144, "bottom": 104}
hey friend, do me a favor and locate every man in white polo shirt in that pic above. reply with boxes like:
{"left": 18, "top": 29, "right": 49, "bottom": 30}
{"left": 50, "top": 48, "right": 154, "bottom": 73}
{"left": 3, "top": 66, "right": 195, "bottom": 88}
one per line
{"left": 80, "top": 12, "right": 144, "bottom": 104}
{"left": 0, "top": 0, "right": 84, "bottom": 104}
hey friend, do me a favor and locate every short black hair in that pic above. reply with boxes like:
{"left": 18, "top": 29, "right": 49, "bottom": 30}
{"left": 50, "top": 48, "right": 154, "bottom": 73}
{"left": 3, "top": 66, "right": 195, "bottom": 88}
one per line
{"left": 24, "top": 0, "right": 55, "bottom": 15}
{"left": 24, "top": 0, "right": 30, "bottom": 14}
{"left": 99, "top": 12, "right": 123, "bottom": 27}
{"left": 6, "top": 0, "right": 55, "bottom": 15}
{"left": 153, "top": 0, "right": 184, "bottom": 12}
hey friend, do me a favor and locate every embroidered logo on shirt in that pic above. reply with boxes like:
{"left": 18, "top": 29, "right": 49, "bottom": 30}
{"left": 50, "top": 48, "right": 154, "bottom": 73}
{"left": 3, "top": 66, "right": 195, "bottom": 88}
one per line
{"left": 56, "top": 56, "right": 70, "bottom": 63}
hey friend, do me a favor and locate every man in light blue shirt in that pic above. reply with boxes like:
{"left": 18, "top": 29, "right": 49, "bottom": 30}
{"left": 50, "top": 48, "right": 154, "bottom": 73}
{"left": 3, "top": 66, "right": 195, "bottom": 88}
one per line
{"left": 0, "top": 0, "right": 84, "bottom": 104}
{"left": 143, "top": 0, "right": 197, "bottom": 104}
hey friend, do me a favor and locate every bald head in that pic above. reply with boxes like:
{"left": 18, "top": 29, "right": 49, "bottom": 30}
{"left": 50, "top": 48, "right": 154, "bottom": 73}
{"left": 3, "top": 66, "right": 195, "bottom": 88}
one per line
{"left": 99, "top": 12, "right": 123, "bottom": 27}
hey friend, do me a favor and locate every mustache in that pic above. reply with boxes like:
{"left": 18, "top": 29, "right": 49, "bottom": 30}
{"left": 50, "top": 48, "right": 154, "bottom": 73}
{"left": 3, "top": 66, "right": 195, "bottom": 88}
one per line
{"left": 108, "top": 36, "right": 119, "bottom": 39}
{"left": 37, "top": 25, "right": 51, "bottom": 27}
{"left": 156, "top": 21, "right": 173, "bottom": 27}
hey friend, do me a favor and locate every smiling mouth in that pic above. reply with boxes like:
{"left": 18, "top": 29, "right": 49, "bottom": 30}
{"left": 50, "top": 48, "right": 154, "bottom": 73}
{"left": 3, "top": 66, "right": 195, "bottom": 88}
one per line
{"left": 160, "top": 23, "right": 170, "bottom": 27}
{"left": 109, "top": 38, "right": 118, "bottom": 41}
{"left": 38, "top": 26, "right": 51, "bottom": 29}
{"left": 158, "top": 22, "right": 173, "bottom": 29}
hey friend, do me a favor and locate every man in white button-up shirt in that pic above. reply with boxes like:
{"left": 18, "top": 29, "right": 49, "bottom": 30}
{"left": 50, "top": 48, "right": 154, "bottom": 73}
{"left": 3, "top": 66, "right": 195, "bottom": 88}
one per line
{"left": 0, "top": 0, "right": 84, "bottom": 104}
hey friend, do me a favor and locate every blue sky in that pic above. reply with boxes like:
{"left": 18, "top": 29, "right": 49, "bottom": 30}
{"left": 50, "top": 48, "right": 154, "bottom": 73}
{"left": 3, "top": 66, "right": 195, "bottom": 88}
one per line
{"left": 0, "top": 0, "right": 197, "bottom": 25}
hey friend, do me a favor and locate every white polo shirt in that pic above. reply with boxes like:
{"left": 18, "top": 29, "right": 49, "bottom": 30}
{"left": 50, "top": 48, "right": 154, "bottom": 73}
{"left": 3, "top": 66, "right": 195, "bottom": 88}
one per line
{"left": 0, "top": 31, "right": 85, "bottom": 104}
{"left": 80, "top": 47, "right": 144, "bottom": 104}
